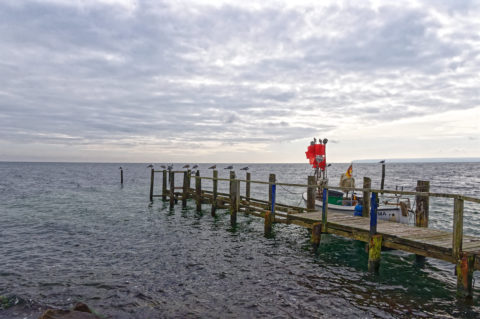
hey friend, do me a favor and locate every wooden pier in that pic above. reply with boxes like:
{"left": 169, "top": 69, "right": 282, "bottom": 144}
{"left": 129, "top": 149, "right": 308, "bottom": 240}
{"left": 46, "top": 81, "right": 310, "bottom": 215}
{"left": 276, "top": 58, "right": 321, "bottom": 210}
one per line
{"left": 148, "top": 168, "right": 480, "bottom": 300}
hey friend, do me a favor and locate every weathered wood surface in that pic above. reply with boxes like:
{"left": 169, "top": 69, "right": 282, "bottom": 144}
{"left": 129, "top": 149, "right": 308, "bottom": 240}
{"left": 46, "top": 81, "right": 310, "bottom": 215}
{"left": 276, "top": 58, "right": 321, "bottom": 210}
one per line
{"left": 288, "top": 210, "right": 480, "bottom": 269}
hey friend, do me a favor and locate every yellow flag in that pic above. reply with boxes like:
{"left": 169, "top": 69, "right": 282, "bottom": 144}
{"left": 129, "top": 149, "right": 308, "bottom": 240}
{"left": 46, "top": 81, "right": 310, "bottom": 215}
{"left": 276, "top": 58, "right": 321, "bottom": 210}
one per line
{"left": 346, "top": 164, "right": 353, "bottom": 178}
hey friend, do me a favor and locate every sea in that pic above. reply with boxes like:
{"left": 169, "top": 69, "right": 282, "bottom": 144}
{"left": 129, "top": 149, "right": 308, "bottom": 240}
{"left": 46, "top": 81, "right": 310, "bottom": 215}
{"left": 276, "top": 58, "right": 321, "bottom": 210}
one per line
{"left": 1, "top": 162, "right": 479, "bottom": 318}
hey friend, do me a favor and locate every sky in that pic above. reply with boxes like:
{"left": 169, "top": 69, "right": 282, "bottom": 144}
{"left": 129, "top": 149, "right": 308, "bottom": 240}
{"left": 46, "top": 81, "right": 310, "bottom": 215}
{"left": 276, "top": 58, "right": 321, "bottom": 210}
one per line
{"left": 0, "top": 0, "right": 479, "bottom": 163}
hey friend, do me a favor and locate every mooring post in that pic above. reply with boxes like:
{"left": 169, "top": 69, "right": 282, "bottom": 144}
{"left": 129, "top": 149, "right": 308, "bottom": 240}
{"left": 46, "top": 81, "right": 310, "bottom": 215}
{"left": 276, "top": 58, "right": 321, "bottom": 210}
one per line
{"left": 453, "top": 198, "right": 464, "bottom": 260}
{"left": 321, "top": 188, "right": 328, "bottom": 233}
{"left": 311, "top": 222, "right": 322, "bottom": 249}
{"left": 211, "top": 170, "right": 218, "bottom": 217}
{"left": 182, "top": 171, "right": 188, "bottom": 208}
{"left": 362, "top": 177, "right": 371, "bottom": 217}
{"left": 246, "top": 172, "right": 251, "bottom": 202}
{"left": 268, "top": 174, "right": 276, "bottom": 210}
{"left": 162, "top": 170, "right": 167, "bottom": 201}
{"left": 169, "top": 171, "right": 175, "bottom": 208}
{"left": 368, "top": 192, "right": 381, "bottom": 273}
{"left": 456, "top": 252, "right": 475, "bottom": 299}
{"left": 120, "top": 168, "right": 124, "bottom": 185}
{"left": 307, "top": 176, "right": 316, "bottom": 212}
{"left": 415, "top": 180, "right": 430, "bottom": 227}
{"left": 230, "top": 179, "right": 239, "bottom": 226}
{"left": 149, "top": 168, "right": 154, "bottom": 201}
{"left": 187, "top": 170, "right": 191, "bottom": 198}
{"left": 415, "top": 180, "right": 430, "bottom": 263}
{"left": 195, "top": 170, "right": 201, "bottom": 212}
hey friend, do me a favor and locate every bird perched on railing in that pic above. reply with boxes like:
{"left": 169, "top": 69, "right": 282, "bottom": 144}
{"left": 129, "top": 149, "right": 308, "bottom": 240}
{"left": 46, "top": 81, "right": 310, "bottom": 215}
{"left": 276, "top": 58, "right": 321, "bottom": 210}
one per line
{"left": 167, "top": 164, "right": 173, "bottom": 170}
{"left": 192, "top": 164, "right": 198, "bottom": 169}
{"left": 208, "top": 165, "right": 216, "bottom": 169}
{"left": 160, "top": 165, "right": 166, "bottom": 169}
{"left": 240, "top": 166, "right": 249, "bottom": 171}
{"left": 379, "top": 160, "right": 385, "bottom": 164}
{"left": 147, "top": 164, "right": 153, "bottom": 168}
{"left": 224, "top": 165, "right": 233, "bottom": 169}
{"left": 182, "top": 164, "right": 190, "bottom": 169}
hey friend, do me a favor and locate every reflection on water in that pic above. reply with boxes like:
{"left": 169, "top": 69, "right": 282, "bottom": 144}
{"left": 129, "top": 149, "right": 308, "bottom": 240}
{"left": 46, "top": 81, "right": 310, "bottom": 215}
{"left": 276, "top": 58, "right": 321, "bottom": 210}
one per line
{"left": 0, "top": 162, "right": 479, "bottom": 318}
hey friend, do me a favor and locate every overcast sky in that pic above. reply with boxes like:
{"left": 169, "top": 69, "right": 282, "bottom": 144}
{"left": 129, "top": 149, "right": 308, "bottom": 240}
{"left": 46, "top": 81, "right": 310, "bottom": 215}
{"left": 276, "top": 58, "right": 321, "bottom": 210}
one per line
{"left": 0, "top": 0, "right": 479, "bottom": 163}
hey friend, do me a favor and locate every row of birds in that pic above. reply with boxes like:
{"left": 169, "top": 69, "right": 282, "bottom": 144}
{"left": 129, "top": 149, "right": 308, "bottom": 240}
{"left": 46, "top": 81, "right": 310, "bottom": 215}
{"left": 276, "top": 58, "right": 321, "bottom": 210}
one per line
{"left": 146, "top": 164, "right": 249, "bottom": 170}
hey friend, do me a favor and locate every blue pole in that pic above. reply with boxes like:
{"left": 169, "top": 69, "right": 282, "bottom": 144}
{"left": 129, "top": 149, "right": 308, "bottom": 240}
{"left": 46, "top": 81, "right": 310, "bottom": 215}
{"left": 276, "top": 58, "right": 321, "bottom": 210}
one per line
{"left": 370, "top": 192, "right": 378, "bottom": 235}
{"left": 271, "top": 184, "right": 276, "bottom": 216}
{"left": 322, "top": 188, "right": 328, "bottom": 227}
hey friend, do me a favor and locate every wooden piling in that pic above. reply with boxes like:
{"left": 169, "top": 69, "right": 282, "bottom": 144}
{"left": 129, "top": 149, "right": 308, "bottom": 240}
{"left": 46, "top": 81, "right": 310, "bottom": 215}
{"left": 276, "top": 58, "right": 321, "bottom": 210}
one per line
{"left": 452, "top": 198, "right": 464, "bottom": 260}
{"left": 311, "top": 222, "right": 322, "bottom": 249}
{"left": 362, "top": 177, "right": 371, "bottom": 217}
{"left": 211, "top": 170, "right": 218, "bottom": 216}
{"left": 271, "top": 183, "right": 276, "bottom": 221}
{"left": 182, "top": 171, "right": 188, "bottom": 208}
{"left": 246, "top": 172, "right": 251, "bottom": 201}
{"left": 456, "top": 252, "right": 475, "bottom": 299}
{"left": 120, "top": 168, "right": 123, "bottom": 185}
{"left": 268, "top": 174, "right": 276, "bottom": 210}
{"left": 415, "top": 180, "right": 430, "bottom": 228}
{"left": 264, "top": 210, "right": 272, "bottom": 236}
{"left": 195, "top": 170, "right": 201, "bottom": 212}
{"left": 229, "top": 171, "right": 235, "bottom": 193}
{"left": 368, "top": 234, "right": 382, "bottom": 273}
{"left": 162, "top": 170, "right": 167, "bottom": 201}
{"left": 368, "top": 192, "right": 381, "bottom": 273}
{"left": 307, "top": 176, "right": 316, "bottom": 212}
{"left": 149, "top": 168, "right": 154, "bottom": 201}
{"left": 230, "top": 179, "right": 240, "bottom": 226}
{"left": 169, "top": 171, "right": 175, "bottom": 209}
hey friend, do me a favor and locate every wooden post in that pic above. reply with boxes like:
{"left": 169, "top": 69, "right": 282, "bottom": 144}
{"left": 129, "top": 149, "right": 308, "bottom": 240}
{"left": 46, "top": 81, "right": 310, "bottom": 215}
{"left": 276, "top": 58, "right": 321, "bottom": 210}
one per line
{"left": 321, "top": 188, "right": 328, "bottom": 233}
{"left": 452, "top": 198, "right": 464, "bottom": 260}
{"left": 162, "top": 170, "right": 167, "bottom": 201}
{"left": 149, "top": 168, "right": 154, "bottom": 201}
{"left": 456, "top": 252, "right": 475, "bottom": 299}
{"left": 268, "top": 174, "right": 276, "bottom": 210}
{"left": 368, "top": 235, "right": 382, "bottom": 273}
{"left": 169, "top": 171, "right": 175, "bottom": 209}
{"left": 264, "top": 210, "right": 272, "bottom": 236}
{"left": 229, "top": 171, "right": 235, "bottom": 193}
{"left": 368, "top": 192, "right": 381, "bottom": 273}
{"left": 195, "top": 170, "right": 201, "bottom": 212}
{"left": 415, "top": 180, "right": 430, "bottom": 228}
{"left": 307, "top": 176, "right": 316, "bottom": 212}
{"left": 120, "top": 168, "right": 123, "bottom": 185}
{"left": 380, "top": 163, "right": 385, "bottom": 193}
{"left": 311, "top": 222, "right": 322, "bottom": 249}
{"left": 362, "top": 177, "right": 371, "bottom": 217}
{"left": 230, "top": 179, "right": 239, "bottom": 226}
{"left": 211, "top": 170, "right": 218, "bottom": 217}
{"left": 246, "top": 172, "right": 251, "bottom": 201}
{"left": 182, "top": 171, "right": 188, "bottom": 208}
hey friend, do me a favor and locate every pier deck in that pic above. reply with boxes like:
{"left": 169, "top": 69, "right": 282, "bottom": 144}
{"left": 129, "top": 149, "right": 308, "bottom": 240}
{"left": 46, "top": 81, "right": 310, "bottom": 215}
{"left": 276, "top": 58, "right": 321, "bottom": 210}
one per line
{"left": 288, "top": 211, "right": 480, "bottom": 270}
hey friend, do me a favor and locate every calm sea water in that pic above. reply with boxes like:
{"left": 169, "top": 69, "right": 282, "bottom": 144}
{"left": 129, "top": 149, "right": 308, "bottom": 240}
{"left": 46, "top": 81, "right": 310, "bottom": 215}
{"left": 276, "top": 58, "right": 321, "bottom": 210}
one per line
{"left": 1, "top": 162, "right": 480, "bottom": 318}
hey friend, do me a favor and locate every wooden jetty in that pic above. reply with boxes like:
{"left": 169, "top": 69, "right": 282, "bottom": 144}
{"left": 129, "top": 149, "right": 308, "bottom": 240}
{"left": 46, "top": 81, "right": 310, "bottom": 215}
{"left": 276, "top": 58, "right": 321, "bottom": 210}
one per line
{"left": 148, "top": 168, "right": 480, "bottom": 299}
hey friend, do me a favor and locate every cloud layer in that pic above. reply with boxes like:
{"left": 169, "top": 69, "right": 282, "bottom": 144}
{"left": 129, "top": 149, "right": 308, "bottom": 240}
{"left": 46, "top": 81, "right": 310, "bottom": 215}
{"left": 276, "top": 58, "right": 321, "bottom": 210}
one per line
{"left": 0, "top": 0, "right": 479, "bottom": 162}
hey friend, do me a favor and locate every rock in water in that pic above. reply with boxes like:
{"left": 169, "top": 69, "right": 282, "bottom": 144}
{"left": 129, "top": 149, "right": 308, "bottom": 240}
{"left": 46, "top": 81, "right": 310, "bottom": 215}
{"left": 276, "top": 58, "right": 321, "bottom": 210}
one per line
{"left": 39, "top": 302, "right": 101, "bottom": 319}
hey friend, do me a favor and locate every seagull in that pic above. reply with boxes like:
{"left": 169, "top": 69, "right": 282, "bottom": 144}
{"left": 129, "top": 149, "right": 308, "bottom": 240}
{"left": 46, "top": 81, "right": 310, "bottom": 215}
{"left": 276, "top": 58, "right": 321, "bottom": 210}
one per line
{"left": 192, "top": 164, "right": 198, "bottom": 169}
{"left": 167, "top": 164, "right": 173, "bottom": 170}
{"left": 160, "top": 165, "right": 166, "bottom": 169}
{"left": 224, "top": 165, "right": 233, "bottom": 170}
{"left": 183, "top": 164, "right": 190, "bottom": 168}
{"left": 208, "top": 165, "right": 216, "bottom": 169}
{"left": 379, "top": 160, "right": 385, "bottom": 164}
{"left": 327, "top": 163, "right": 332, "bottom": 167}
{"left": 240, "top": 166, "right": 249, "bottom": 171}
{"left": 119, "top": 166, "right": 123, "bottom": 169}
{"left": 147, "top": 164, "right": 153, "bottom": 168}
